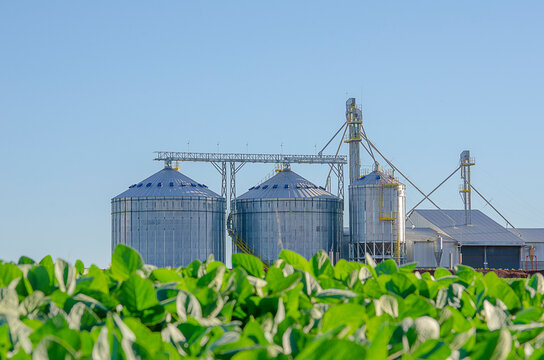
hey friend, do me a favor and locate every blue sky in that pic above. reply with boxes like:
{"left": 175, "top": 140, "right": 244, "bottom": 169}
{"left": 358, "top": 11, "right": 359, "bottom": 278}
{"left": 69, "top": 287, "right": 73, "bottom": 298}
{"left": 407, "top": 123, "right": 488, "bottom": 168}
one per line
{"left": 1, "top": 2, "right": 542, "bottom": 267}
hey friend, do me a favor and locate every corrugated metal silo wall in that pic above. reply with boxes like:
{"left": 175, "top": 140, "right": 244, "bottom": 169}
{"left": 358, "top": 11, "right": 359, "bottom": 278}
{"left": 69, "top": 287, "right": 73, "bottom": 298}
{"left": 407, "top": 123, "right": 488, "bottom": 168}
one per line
{"left": 112, "top": 196, "right": 225, "bottom": 267}
{"left": 349, "top": 183, "right": 406, "bottom": 261}
{"left": 232, "top": 198, "right": 343, "bottom": 264}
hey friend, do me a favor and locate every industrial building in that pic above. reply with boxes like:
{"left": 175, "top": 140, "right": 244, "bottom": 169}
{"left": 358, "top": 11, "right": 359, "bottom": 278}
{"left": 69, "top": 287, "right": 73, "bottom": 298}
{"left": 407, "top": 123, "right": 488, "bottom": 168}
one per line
{"left": 407, "top": 210, "right": 524, "bottom": 269}
{"left": 112, "top": 98, "right": 541, "bottom": 270}
{"left": 511, "top": 229, "right": 544, "bottom": 270}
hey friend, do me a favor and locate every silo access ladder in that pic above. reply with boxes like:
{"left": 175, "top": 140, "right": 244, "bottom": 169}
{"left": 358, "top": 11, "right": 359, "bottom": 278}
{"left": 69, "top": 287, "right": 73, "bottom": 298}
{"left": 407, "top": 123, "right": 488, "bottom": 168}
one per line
{"left": 226, "top": 213, "right": 269, "bottom": 268}
{"left": 378, "top": 181, "right": 401, "bottom": 264}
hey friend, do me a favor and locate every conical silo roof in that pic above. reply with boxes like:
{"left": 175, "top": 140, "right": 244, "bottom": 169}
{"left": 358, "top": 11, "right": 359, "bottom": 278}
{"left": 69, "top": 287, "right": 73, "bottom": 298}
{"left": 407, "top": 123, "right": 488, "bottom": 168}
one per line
{"left": 114, "top": 167, "right": 221, "bottom": 198}
{"left": 351, "top": 170, "right": 402, "bottom": 186}
{"left": 237, "top": 169, "right": 338, "bottom": 199}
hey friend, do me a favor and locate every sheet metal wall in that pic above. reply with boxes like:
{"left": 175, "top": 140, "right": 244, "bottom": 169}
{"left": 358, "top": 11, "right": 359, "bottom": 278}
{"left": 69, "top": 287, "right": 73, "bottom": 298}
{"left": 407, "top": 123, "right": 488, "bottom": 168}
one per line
{"left": 232, "top": 198, "right": 343, "bottom": 264}
{"left": 461, "top": 246, "right": 521, "bottom": 269}
{"left": 349, "top": 183, "right": 406, "bottom": 262}
{"left": 112, "top": 196, "right": 225, "bottom": 267}
{"left": 407, "top": 240, "right": 459, "bottom": 268}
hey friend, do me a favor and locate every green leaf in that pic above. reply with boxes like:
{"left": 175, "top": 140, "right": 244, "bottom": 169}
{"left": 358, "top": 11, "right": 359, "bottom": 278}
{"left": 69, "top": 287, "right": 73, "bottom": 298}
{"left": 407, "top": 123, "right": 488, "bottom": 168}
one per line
{"left": 232, "top": 253, "right": 265, "bottom": 278}
{"left": 111, "top": 244, "right": 144, "bottom": 281}
{"left": 66, "top": 302, "right": 100, "bottom": 331}
{"left": 197, "top": 265, "right": 225, "bottom": 292}
{"left": 375, "top": 259, "right": 398, "bottom": 276}
{"left": 242, "top": 319, "right": 271, "bottom": 345}
{"left": 54, "top": 259, "right": 76, "bottom": 295}
{"left": 321, "top": 303, "right": 366, "bottom": 334}
{"left": 411, "top": 339, "right": 451, "bottom": 360}
{"left": 0, "top": 263, "right": 23, "bottom": 287}
{"left": 176, "top": 290, "right": 202, "bottom": 321}
{"left": 18, "top": 291, "right": 48, "bottom": 317}
{"left": 315, "top": 288, "right": 357, "bottom": 303}
{"left": 310, "top": 250, "right": 334, "bottom": 278}
{"left": 265, "top": 267, "right": 302, "bottom": 294}
{"left": 454, "top": 265, "right": 476, "bottom": 286}
{"left": 528, "top": 273, "right": 544, "bottom": 294}
{"left": 0, "top": 324, "right": 10, "bottom": 358}
{"left": 434, "top": 268, "right": 452, "bottom": 279}
{"left": 232, "top": 348, "right": 273, "bottom": 360}
{"left": 17, "top": 256, "right": 35, "bottom": 265}
{"left": 469, "top": 328, "right": 512, "bottom": 360}
{"left": 34, "top": 335, "right": 78, "bottom": 360}
{"left": 295, "top": 338, "right": 366, "bottom": 359}
{"left": 365, "top": 253, "right": 377, "bottom": 268}
{"left": 279, "top": 250, "right": 311, "bottom": 273}
{"left": 27, "top": 266, "right": 51, "bottom": 294}
{"left": 374, "top": 295, "right": 399, "bottom": 318}
{"left": 513, "top": 307, "right": 543, "bottom": 324}
{"left": 151, "top": 268, "right": 183, "bottom": 284}
{"left": 385, "top": 273, "right": 416, "bottom": 297}
{"left": 399, "top": 262, "right": 417, "bottom": 273}
{"left": 74, "top": 260, "right": 85, "bottom": 275}
{"left": 39, "top": 256, "right": 55, "bottom": 285}
{"left": 403, "top": 295, "right": 437, "bottom": 319}
{"left": 414, "top": 316, "right": 440, "bottom": 343}
{"left": 367, "top": 323, "right": 392, "bottom": 360}
{"left": 86, "top": 265, "right": 110, "bottom": 294}
{"left": 333, "top": 259, "right": 362, "bottom": 281}
{"left": 123, "top": 317, "right": 165, "bottom": 357}
{"left": 119, "top": 273, "right": 159, "bottom": 312}
{"left": 29, "top": 314, "right": 71, "bottom": 347}
{"left": 301, "top": 271, "right": 322, "bottom": 296}
{"left": 483, "top": 300, "right": 508, "bottom": 331}
{"left": 482, "top": 271, "right": 521, "bottom": 310}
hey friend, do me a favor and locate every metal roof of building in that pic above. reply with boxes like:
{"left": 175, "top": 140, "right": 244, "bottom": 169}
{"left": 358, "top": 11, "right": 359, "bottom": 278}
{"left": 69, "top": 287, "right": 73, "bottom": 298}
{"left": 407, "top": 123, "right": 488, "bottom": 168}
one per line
{"left": 113, "top": 167, "right": 221, "bottom": 199}
{"left": 410, "top": 209, "right": 524, "bottom": 246}
{"left": 237, "top": 169, "right": 339, "bottom": 200}
{"left": 405, "top": 227, "right": 452, "bottom": 242}
{"left": 510, "top": 228, "right": 544, "bottom": 243}
{"left": 351, "top": 170, "right": 403, "bottom": 186}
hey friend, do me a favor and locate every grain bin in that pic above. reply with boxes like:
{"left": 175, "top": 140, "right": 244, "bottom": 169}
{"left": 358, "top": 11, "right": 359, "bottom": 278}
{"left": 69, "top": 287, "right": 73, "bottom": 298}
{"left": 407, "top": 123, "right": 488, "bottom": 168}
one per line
{"left": 231, "top": 168, "right": 343, "bottom": 264}
{"left": 349, "top": 167, "right": 406, "bottom": 264}
{"left": 111, "top": 165, "right": 225, "bottom": 267}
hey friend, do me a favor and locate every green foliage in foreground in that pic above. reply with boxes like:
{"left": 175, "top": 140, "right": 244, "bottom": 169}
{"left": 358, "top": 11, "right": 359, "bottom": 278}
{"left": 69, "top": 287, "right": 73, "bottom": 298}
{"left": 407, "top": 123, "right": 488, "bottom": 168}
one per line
{"left": 1, "top": 246, "right": 544, "bottom": 359}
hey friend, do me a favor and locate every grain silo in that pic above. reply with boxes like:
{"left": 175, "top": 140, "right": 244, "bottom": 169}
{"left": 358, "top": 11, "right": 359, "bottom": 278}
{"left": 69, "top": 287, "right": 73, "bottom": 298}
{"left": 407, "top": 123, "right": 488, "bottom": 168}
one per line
{"left": 111, "top": 165, "right": 225, "bottom": 267}
{"left": 230, "top": 168, "right": 343, "bottom": 264}
{"left": 349, "top": 166, "right": 406, "bottom": 264}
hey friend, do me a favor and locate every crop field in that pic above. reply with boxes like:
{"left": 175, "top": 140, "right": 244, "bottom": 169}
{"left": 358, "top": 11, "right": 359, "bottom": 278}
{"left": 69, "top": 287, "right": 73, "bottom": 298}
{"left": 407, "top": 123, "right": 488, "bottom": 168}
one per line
{"left": 1, "top": 245, "right": 544, "bottom": 359}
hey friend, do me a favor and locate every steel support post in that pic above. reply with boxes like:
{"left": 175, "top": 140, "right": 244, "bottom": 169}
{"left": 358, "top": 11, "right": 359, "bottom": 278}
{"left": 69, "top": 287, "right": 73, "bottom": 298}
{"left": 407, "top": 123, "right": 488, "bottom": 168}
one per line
{"left": 229, "top": 162, "right": 236, "bottom": 256}
{"left": 221, "top": 162, "right": 227, "bottom": 199}
{"left": 337, "top": 164, "right": 344, "bottom": 199}
{"left": 229, "top": 162, "right": 236, "bottom": 205}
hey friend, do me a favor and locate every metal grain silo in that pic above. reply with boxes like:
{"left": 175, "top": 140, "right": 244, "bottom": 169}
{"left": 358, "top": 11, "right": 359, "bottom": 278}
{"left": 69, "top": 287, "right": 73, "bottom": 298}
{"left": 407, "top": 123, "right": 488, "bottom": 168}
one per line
{"left": 111, "top": 165, "right": 225, "bottom": 267}
{"left": 349, "top": 167, "right": 406, "bottom": 264}
{"left": 231, "top": 168, "right": 343, "bottom": 264}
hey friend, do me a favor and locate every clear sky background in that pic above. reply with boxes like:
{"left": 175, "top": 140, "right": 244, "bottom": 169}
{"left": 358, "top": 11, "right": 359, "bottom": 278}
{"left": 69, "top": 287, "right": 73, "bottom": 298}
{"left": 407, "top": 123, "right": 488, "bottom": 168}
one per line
{"left": 1, "top": 2, "right": 542, "bottom": 268}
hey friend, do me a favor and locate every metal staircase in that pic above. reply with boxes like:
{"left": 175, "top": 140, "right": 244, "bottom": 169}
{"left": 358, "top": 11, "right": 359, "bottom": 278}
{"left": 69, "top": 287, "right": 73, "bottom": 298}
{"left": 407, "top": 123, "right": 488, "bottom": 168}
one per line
{"left": 378, "top": 178, "right": 401, "bottom": 264}
{"left": 227, "top": 212, "right": 269, "bottom": 268}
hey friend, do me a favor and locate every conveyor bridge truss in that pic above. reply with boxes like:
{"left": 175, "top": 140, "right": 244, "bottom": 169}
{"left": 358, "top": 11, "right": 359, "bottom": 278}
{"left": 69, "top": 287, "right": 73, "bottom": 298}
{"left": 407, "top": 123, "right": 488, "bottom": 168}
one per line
{"left": 154, "top": 151, "right": 346, "bottom": 258}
